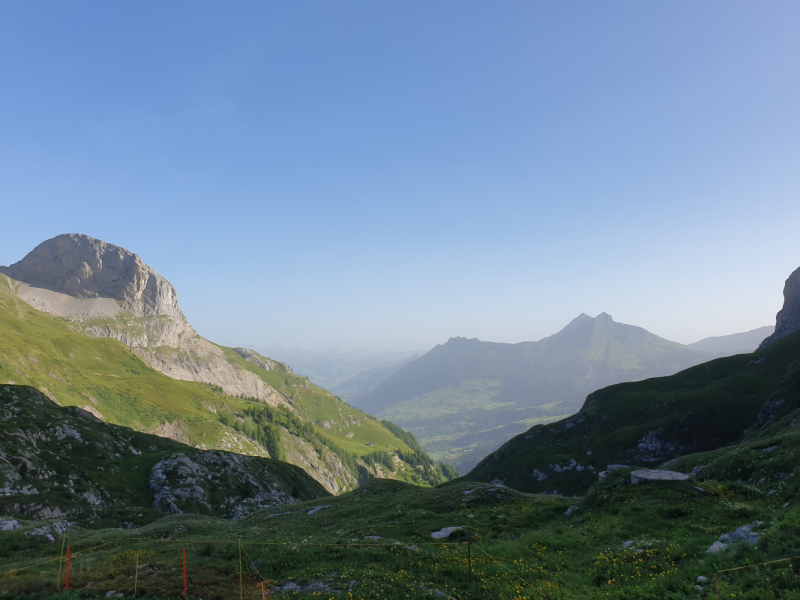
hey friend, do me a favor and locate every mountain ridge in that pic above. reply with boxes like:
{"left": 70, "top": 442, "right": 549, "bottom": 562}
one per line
{"left": 351, "top": 313, "right": 714, "bottom": 472}
{"left": 0, "top": 234, "right": 453, "bottom": 494}
{"left": 688, "top": 325, "right": 773, "bottom": 355}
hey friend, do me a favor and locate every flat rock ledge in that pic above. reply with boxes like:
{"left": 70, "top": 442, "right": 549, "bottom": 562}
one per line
{"left": 630, "top": 469, "right": 689, "bottom": 484}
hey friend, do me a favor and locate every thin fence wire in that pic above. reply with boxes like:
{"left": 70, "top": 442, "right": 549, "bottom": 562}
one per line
{"left": 716, "top": 554, "right": 800, "bottom": 574}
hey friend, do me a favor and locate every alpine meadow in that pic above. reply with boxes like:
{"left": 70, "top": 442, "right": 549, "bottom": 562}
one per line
{"left": 2, "top": 3, "right": 800, "bottom": 599}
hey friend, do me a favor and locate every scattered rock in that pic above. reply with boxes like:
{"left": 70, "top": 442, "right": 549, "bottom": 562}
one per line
{"left": 630, "top": 469, "right": 689, "bottom": 484}
{"left": 531, "top": 469, "right": 548, "bottom": 481}
{"left": 697, "top": 575, "right": 708, "bottom": 584}
{"left": 707, "top": 523, "right": 762, "bottom": 553}
{"left": 307, "top": 505, "right": 332, "bottom": 515}
{"left": 52, "top": 520, "right": 70, "bottom": 535}
{"left": 274, "top": 581, "right": 335, "bottom": 594}
{"left": 0, "top": 519, "right": 21, "bottom": 531}
{"left": 364, "top": 536, "right": 382, "bottom": 541}
{"left": 27, "top": 526, "right": 55, "bottom": 543}
{"left": 629, "top": 429, "right": 683, "bottom": 462}
{"left": 756, "top": 398, "right": 785, "bottom": 427}
{"left": 548, "top": 459, "right": 594, "bottom": 473}
{"left": 706, "top": 541, "right": 728, "bottom": 554}
{"left": 431, "top": 527, "right": 463, "bottom": 539}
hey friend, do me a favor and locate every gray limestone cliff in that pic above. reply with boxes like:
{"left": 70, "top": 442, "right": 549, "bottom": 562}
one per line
{"left": 0, "top": 234, "right": 183, "bottom": 319}
{"left": 759, "top": 266, "right": 800, "bottom": 349}
{"left": 0, "top": 234, "right": 288, "bottom": 405}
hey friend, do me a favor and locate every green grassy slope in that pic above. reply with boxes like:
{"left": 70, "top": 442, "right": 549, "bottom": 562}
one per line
{"left": 216, "top": 345, "right": 417, "bottom": 457}
{"left": 2, "top": 471, "right": 799, "bottom": 598}
{"left": 0, "top": 279, "right": 451, "bottom": 490}
{"left": 0, "top": 277, "right": 246, "bottom": 449}
{"left": 466, "top": 330, "right": 800, "bottom": 496}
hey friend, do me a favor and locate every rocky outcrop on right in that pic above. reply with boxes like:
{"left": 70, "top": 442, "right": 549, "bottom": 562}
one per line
{"left": 759, "top": 266, "right": 800, "bottom": 349}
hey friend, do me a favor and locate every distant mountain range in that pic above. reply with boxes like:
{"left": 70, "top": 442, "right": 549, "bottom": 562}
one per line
{"left": 687, "top": 326, "right": 773, "bottom": 355}
{"left": 331, "top": 353, "right": 421, "bottom": 399}
{"left": 467, "top": 264, "right": 800, "bottom": 495}
{"left": 346, "top": 313, "right": 755, "bottom": 473}
{"left": 256, "top": 346, "right": 424, "bottom": 390}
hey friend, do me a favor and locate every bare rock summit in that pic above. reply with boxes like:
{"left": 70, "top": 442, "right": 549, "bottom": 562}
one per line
{"left": 1, "top": 234, "right": 291, "bottom": 407}
{"left": 0, "top": 233, "right": 184, "bottom": 319}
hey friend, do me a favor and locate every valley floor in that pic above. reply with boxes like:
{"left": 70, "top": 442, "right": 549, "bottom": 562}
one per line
{"left": 2, "top": 475, "right": 799, "bottom": 599}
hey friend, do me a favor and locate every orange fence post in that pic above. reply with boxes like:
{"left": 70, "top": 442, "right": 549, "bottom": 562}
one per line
{"left": 65, "top": 546, "right": 71, "bottom": 590}
{"left": 183, "top": 547, "right": 187, "bottom": 597}
{"left": 57, "top": 530, "right": 67, "bottom": 589}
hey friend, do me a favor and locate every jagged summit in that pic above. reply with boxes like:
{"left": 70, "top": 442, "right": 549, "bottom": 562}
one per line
{"left": 759, "top": 265, "right": 800, "bottom": 349}
{"left": 0, "top": 233, "right": 184, "bottom": 319}
{"left": 560, "top": 313, "right": 593, "bottom": 331}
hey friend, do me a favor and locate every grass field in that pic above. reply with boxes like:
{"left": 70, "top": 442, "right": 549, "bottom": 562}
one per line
{"left": 2, "top": 471, "right": 799, "bottom": 599}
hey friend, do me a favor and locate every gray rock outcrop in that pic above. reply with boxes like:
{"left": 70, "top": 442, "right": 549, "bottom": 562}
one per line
{"left": 0, "top": 234, "right": 184, "bottom": 319}
{"left": 233, "top": 348, "right": 283, "bottom": 372}
{"left": 706, "top": 523, "right": 762, "bottom": 553}
{"left": 759, "top": 266, "right": 800, "bottom": 349}
{"left": 149, "top": 451, "right": 308, "bottom": 519}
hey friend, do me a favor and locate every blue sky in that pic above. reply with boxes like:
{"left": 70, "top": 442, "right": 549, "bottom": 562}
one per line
{"left": 1, "top": 1, "right": 799, "bottom": 351}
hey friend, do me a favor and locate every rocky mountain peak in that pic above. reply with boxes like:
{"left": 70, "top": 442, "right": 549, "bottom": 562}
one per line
{"left": 0, "top": 233, "right": 185, "bottom": 320}
{"left": 759, "top": 265, "right": 800, "bottom": 349}
{"left": 560, "top": 313, "right": 594, "bottom": 332}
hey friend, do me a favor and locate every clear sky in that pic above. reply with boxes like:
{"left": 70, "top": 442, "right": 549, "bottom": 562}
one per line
{"left": 1, "top": 1, "right": 799, "bottom": 352}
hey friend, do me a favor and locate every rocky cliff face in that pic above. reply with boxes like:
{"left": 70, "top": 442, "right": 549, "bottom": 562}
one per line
{"left": 0, "top": 234, "right": 183, "bottom": 319}
{"left": 1, "top": 234, "right": 290, "bottom": 405}
{"left": 759, "top": 266, "right": 800, "bottom": 349}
